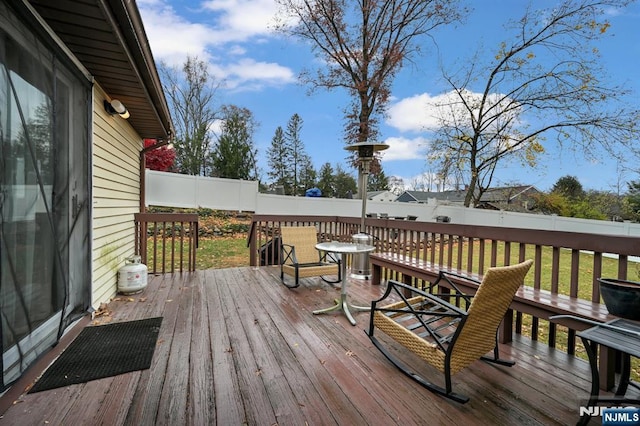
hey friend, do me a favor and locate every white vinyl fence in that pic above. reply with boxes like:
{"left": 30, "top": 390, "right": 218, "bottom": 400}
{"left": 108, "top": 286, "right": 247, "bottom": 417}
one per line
{"left": 146, "top": 170, "right": 640, "bottom": 237}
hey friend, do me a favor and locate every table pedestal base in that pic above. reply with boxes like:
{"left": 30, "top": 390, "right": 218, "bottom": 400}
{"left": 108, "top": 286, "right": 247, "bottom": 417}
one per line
{"left": 313, "top": 294, "right": 369, "bottom": 326}
{"left": 313, "top": 242, "right": 375, "bottom": 326}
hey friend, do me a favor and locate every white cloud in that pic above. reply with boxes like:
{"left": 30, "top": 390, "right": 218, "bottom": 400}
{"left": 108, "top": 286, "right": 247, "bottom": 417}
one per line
{"left": 210, "top": 58, "right": 295, "bottom": 90}
{"left": 228, "top": 58, "right": 294, "bottom": 81}
{"left": 139, "top": 5, "right": 218, "bottom": 66}
{"left": 385, "top": 93, "right": 443, "bottom": 132}
{"left": 227, "top": 45, "right": 248, "bottom": 56}
{"left": 138, "top": 0, "right": 293, "bottom": 89}
{"left": 380, "top": 136, "right": 429, "bottom": 161}
{"left": 202, "top": 0, "right": 279, "bottom": 37}
{"left": 387, "top": 90, "right": 520, "bottom": 137}
{"left": 208, "top": 118, "right": 224, "bottom": 136}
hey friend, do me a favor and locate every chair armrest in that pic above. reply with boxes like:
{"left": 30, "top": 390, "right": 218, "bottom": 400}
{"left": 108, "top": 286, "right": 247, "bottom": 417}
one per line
{"left": 372, "top": 280, "right": 466, "bottom": 316}
{"left": 430, "top": 270, "right": 481, "bottom": 309}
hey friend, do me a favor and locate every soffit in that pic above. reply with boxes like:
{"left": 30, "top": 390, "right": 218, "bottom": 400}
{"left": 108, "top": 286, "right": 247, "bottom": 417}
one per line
{"left": 28, "top": 0, "right": 173, "bottom": 140}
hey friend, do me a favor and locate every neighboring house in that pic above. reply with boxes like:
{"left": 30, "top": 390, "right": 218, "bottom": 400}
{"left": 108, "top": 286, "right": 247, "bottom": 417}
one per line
{"left": 476, "top": 186, "right": 540, "bottom": 212}
{"left": 0, "top": 0, "right": 172, "bottom": 390}
{"left": 396, "top": 189, "right": 467, "bottom": 204}
{"left": 367, "top": 190, "right": 397, "bottom": 202}
{"left": 396, "top": 186, "right": 540, "bottom": 212}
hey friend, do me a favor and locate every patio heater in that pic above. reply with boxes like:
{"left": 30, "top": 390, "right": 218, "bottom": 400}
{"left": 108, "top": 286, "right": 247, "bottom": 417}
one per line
{"left": 345, "top": 141, "right": 389, "bottom": 279}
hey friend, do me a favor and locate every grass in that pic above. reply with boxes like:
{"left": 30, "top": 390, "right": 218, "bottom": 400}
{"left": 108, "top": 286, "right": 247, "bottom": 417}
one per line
{"left": 145, "top": 235, "right": 250, "bottom": 272}
{"left": 435, "top": 240, "right": 638, "bottom": 300}
{"left": 195, "top": 236, "right": 250, "bottom": 269}
{"left": 445, "top": 240, "right": 640, "bottom": 380}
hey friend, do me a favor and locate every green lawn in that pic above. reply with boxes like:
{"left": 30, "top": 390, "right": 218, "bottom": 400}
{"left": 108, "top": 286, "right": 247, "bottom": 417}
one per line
{"left": 195, "top": 237, "right": 250, "bottom": 269}
{"left": 443, "top": 240, "right": 638, "bottom": 301}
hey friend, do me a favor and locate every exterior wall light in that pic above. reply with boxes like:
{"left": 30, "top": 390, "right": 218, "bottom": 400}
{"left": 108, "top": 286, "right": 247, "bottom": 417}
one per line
{"left": 104, "top": 99, "right": 130, "bottom": 119}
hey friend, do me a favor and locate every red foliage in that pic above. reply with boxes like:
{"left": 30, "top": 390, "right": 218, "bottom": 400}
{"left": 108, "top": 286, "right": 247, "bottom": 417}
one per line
{"left": 144, "top": 139, "right": 176, "bottom": 171}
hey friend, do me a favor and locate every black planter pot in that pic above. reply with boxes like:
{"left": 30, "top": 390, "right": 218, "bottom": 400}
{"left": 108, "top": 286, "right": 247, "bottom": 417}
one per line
{"left": 598, "top": 278, "right": 640, "bottom": 321}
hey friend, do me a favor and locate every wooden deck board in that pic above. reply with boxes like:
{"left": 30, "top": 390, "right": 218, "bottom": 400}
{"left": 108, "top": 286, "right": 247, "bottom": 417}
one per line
{"left": 204, "top": 270, "right": 247, "bottom": 425}
{"left": 187, "top": 272, "right": 214, "bottom": 426}
{"left": 157, "top": 273, "right": 193, "bottom": 425}
{"left": 2, "top": 266, "right": 635, "bottom": 425}
{"left": 233, "top": 270, "right": 333, "bottom": 424}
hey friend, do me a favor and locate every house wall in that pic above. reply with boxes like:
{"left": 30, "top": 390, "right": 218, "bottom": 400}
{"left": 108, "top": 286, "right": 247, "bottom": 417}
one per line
{"left": 369, "top": 191, "right": 397, "bottom": 202}
{"left": 91, "top": 86, "right": 142, "bottom": 307}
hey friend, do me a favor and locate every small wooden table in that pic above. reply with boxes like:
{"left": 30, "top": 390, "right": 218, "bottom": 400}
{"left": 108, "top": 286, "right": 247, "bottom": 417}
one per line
{"left": 577, "top": 318, "right": 640, "bottom": 425}
{"left": 314, "top": 242, "right": 375, "bottom": 326}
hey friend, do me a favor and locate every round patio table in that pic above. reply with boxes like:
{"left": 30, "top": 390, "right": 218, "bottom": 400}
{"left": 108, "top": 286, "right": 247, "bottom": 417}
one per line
{"left": 313, "top": 241, "right": 375, "bottom": 326}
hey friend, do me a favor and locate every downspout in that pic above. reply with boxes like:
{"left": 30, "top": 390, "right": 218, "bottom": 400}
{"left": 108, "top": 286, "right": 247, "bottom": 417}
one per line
{"left": 139, "top": 139, "right": 171, "bottom": 213}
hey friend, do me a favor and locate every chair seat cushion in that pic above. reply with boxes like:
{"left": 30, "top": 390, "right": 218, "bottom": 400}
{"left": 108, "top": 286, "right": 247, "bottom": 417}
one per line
{"left": 282, "top": 263, "right": 339, "bottom": 279}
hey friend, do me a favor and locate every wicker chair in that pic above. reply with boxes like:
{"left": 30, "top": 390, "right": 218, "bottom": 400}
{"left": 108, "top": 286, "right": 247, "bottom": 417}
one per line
{"left": 279, "top": 226, "right": 341, "bottom": 288}
{"left": 367, "top": 259, "right": 533, "bottom": 403}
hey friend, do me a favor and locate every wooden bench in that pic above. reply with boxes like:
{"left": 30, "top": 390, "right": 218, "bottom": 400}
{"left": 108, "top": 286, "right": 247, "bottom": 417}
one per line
{"left": 370, "top": 252, "right": 618, "bottom": 389}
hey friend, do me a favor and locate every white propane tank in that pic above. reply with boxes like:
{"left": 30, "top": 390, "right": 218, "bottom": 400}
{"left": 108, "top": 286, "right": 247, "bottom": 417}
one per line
{"left": 118, "top": 255, "right": 148, "bottom": 294}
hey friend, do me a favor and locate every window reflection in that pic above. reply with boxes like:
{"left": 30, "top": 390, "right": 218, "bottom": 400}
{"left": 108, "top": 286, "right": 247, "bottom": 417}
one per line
{"left": 0, "top": 3, "right": 90, "bottom": 390}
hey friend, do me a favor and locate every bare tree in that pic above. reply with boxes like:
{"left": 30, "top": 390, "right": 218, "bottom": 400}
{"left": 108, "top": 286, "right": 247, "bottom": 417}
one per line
{"left": 160, "top": 56, "right": 220, "bottom": 175}
{"left": 429, "top": 0, "right": 640, "bottom": 207}
{"left": 387, "top": 175, "right": 405, "bottom": 195}
{"left": 274, "top": 0, "right": 464, "bottom": 196}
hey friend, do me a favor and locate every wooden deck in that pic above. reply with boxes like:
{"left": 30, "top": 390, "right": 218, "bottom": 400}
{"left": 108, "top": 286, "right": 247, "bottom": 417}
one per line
{"left": 0, "top": 266, "right": 628, "bottom": 425}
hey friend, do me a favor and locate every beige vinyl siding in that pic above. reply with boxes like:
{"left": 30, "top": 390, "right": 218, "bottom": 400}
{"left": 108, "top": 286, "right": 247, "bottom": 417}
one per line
{"left": 92, "top": 86, "right": 143, "bottom": 307}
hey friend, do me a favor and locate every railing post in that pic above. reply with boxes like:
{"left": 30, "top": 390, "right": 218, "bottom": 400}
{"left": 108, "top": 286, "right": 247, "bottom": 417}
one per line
{"left": 499, "top": 310, "right": 514, "bottom": 344}
{"left": 249, "top": 222, "right": 257, "bottom": 266}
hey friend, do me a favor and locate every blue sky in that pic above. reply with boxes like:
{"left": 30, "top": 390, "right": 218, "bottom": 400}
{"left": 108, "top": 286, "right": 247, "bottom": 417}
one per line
{"left": 137, "top": 0, "right": 640, "bottom": 192}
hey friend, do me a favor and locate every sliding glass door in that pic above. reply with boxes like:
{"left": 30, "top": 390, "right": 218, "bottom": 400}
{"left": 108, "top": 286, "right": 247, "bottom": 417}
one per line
{"left": 0, "top": 1, "right": 90, "bottom": 390}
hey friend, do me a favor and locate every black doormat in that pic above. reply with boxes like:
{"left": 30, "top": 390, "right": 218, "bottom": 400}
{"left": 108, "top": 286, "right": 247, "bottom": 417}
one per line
{"left": 29, "top": 317, "right": 163, "bottom": 393}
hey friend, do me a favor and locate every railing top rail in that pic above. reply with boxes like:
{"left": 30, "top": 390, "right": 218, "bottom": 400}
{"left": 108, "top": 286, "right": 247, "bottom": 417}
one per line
{"left": 250, "top": 214, "right": 640, "bottom": 256}
{"left": 135, "top": 213, "right": 199, "bottom": 222}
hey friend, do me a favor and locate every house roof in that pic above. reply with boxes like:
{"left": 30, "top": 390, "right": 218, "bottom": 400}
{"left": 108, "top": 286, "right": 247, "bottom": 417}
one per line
{"left": 366, "top": 190, "right": 396, "bottom": 200}
{"left": 397, "top": 185, "right": 540, "bottom": 208}
{"left": 480, "top": 185, "right": 538, "bottom": 203}
{"left": 28, "top": 0, "right": 173, "bottom": 140}
{"left": 398, "top": 190, "right": 467, "bottom": 203}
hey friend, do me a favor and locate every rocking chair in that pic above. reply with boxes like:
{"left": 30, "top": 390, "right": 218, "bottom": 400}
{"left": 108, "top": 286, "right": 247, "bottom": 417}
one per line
{"left": 279, "top": 226, "right": 341, "bottom": 288}
{"left": 368, "top": 259, "right": 533, "bottom": 403}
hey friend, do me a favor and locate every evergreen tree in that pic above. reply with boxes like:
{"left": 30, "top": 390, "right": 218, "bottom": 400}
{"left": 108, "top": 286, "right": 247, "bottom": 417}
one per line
{"left": 317, "top": 163, "right": 336, "bottom": 198}
{"left": 266, "top": 126, "right": 292, "bottom": 193}
{"left": 211, "top": 105, "right": 258, "bottom": 180}
{"left": 368, "top": 170, "right": 389, "bottom": 192}
{"left": 285, "top": 113, "right": 308, "bottom": 195}
{"left": 626, "top": 180, "right": 640, "bottom": 221}
{"left": 552, "top": 176, "right": 585, "bottom": 200}
{"left": 334, "top": 165, "right": 358, "bottom": 199}
{"left": 299, "top": 155, "right": 317, "bottom": 193}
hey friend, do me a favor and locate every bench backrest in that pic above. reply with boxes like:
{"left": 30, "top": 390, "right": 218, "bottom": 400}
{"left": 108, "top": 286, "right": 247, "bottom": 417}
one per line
{"left": 449, "top": 259, "right": 533, "bottom": 374}
{"left": 280, "top": 226, "right": 320, "bottom": 264}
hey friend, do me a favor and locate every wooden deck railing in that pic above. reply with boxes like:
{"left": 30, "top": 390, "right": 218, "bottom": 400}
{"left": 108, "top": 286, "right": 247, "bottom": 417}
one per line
{"left": 135, "top": 213, "right": 199, "bottom": 274}
{"left": 248, "top": 214, "right": 640, "bottom": 355}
